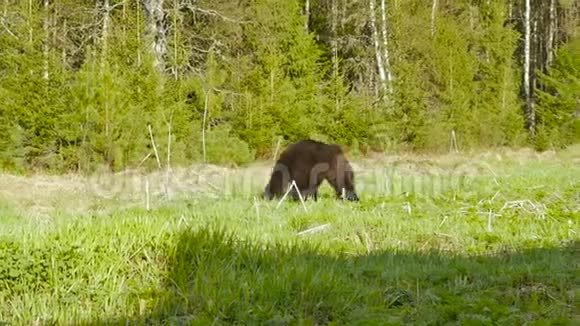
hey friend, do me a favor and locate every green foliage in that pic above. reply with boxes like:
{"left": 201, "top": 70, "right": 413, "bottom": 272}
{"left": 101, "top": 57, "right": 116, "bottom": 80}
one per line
{"left": 198, "top": 124, "right": 256, "bottom": 166}
{"left": 535, "top": 38, "right": 580, "bottom": 150}
{"left": 387, "top": 1, "right": 525, "bottom": 151}
{"left": 228, "top": 0, "right": 332, "bottom": 153}
{"left": 0, "top": 239, "right": 86, "bottom": 296}
{"left": 0, "top": 0, "right": 577, "bottom": 172}
{"left": 0, "top": 4, "right": 69, "bottom": 172}
{"left": 317, "top": 73, "right": 379, "bottom": 150}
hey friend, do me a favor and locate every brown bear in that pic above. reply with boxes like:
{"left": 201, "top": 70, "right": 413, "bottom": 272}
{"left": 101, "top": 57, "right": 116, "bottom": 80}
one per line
{"left": 262, "top": 139, "right": 359, "bottom": 202}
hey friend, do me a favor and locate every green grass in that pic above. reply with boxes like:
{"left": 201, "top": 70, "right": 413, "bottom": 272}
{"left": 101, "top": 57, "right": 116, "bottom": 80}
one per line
{"left": 0, "top": 149, "right": 578, "bottom": 325}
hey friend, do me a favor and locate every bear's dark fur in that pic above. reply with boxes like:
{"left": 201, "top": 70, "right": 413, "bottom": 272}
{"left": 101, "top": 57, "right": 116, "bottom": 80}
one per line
{"left": 263, "top": 139, "right": 359, "bottom": 202}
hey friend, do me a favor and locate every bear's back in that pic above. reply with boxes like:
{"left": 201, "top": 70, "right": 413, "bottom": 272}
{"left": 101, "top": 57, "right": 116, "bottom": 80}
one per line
{"left": 277, "top": 139, "right": 343, "bottom": 167}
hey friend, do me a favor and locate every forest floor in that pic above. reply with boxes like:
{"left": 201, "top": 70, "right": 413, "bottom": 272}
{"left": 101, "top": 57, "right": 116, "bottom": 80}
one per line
{"left": 0, "top": 145, "right": 578, "bottom": 324}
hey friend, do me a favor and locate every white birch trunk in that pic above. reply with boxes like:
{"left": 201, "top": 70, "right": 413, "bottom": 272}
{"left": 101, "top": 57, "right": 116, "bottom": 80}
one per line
{"left": 332, "top": 0, "right": 339, "bottom": 109}
{"left": 42, "top": 0, "right": 49, "bottom": 80}
{"left": 28, "top": 0, "right": 32, "bottom": 44}
{"left": 369, "top": 0, "right": 386, "bottom": 93}
{"left": 379, "top": 0, "right": 393, "bottom": 92}
{"left": 172, "top": 0, "right": 178, "bottom": 80}
{"left": 304, "top": 0, "right": 310, "bottom": 32}
{"left": 102, "top": 0, "right": 110, "bottom": 52}
{"left": 533, "top": 17, "right": 538, "bottom": 78}
{"left": 143, "top": 0, "right": 167, "bottom": 73}
{"left": 202, "top": 88, "right": 209, "bottom": 162}
{"left": 524, "top": 0, "right": 531, "bottom": 101}
{"left": 524, "top": 0, "right": 534, "bottom": 132}
{"left": 332, "top": 0, "right": 337, "bottom": 77}
{"left": 62, "top": 19, "right": 67, "bottom": 67}
{"left": 136, "top": 0, "right": 142, "bottom": 66}
{"left": 430, "top": 0, "right": 437, "bottom": 37}
{"left": 547, "top": 0, "right": 556, "bottom": 66}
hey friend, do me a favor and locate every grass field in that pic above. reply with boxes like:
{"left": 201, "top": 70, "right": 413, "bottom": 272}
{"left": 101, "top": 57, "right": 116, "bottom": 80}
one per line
{"left": 0, "top": 147, "right": 579, "bottom": 325}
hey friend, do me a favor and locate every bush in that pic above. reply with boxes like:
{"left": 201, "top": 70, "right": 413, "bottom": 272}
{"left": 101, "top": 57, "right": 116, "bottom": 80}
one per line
{"left": 198, "top": 125, "right": 256, "bottom": 167}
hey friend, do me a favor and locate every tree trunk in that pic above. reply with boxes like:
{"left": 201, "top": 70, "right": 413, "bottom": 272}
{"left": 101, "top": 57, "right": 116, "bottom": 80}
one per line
{"left": 136, "top": 0, "right": 142, "bottom": 66}
{"left": 172, "top": 0, "right": 178, "bottom": 80}
{"left": 546, "top": 0, "right": 556, "bottom": 66}
{"left": 368, "top": 0, "right": 386, "bottom": 93}
{"left": 42, "top": 0, "right": 49, "bottom": 80}
{"left": 430, "top": 0, "right": 437, "bottom": 37}
{"left": 524, "top": 0, "right": 535, "bottom": 133}
{"left": 101, "top": 0, "right": 110, "bottom": 53}
{"left": 62, "top": 18, "right": 67, "bottom": 67}
{"left": 304, "top": 0, "right": 310, "bottom": 32}
{"left": 379, "top": 0, "right": 393, "bottom": 93}
{"left": 331, "top": 0, "right": 339, "bottom": 109}
{"left": 331, "top": 0, "right": 337, "bottom": 78}
{"left": 143, "top": 0, "right": 167, "bottom": 73}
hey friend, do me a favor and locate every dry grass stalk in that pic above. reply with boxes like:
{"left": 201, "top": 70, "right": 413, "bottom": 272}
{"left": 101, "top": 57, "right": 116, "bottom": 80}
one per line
{"left": 202, "top": 87, "right": 209, "bottom": 162}
{"left": 272, "top": 137, "right": 282, "bottom": 162}
{"left": 147, "top": 124, "right": 162, "bottom": 169}
{"left": 438, "top": 216, "right": 448, "bottom": 228}
{"left": 501, "top": 199, "right": 546, "bottom": 219}
{"left": 297, "top": 223, "right": 331, "bottom": 236}
{"left": 487, "top": 209, "right": 494, "bottom": 232}
{"left": 363, "top": 231, "right": 373, "bottom": 253}
{"left": 449, "top": 130, "right": 459, "bottom": 154}
{"left": 275, "top": 180, "right": 308, "bottom": 212}
{"left": 136, "top": 152, "right": 152, "bottom": 169}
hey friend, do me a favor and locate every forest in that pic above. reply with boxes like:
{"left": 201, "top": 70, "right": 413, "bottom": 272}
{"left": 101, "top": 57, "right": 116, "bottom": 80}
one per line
{"left": 1, "top": 1, "right": 579, "bottom": 324}
{"left": 0, "top": 0, "right": 578, "bottom": 172}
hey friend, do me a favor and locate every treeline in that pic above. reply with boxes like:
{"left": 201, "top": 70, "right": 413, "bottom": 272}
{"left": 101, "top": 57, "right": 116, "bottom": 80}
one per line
{"left": 0, "top": 0, "right": 578, "bottom": 173}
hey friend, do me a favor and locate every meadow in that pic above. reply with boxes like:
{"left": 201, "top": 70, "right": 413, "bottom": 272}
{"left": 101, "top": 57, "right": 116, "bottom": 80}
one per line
{"left": 0, "top": 147, "right": 578, "bottom": 325}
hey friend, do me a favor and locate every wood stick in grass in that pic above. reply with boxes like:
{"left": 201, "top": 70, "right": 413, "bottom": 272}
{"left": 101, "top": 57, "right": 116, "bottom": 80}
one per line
{"left": 276, "top": 180, "right": 308, "bottom": 212}
{"left": 297, "top": 223, "right": 331, "bottom": 236}
{"left": 136, "top": 152, "right": 152, "bottom": 169}
{"left": 147, "top": 124, "right": 162, "bottom": 169}
{"left": 272, "top": 137, "right": 281, "bottom": 162}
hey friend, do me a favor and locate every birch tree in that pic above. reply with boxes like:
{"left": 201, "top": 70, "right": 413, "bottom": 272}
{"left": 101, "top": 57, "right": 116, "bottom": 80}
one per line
{"left": 368, "top": 0, "right": 386, "bottom": 94}
{"left": 379, "top": 0, "right": 393, "bottom": 93}
{"left": 101, "top": 0, "right": 110, "bottom": 54}
{"left": 99, "top": 0, "right": 127, "bottom": 56}
{"left": 143, "top": 0, "right": 167, "bottom": 73}
{"left": 523, "top": 0, "right": 534, "bottom": 133}
{"left": 546, "top": 0, "right": 556, "bottom": 66}
{"left": 331, "top": 0, "right": 337, "bottom": 78}
{"left": 304, "top": 0, "right": 310, "bottom": 32}
{"left": 42, "top": 0, "right": 49, "bottom": 80}
{"left": 430, "top": 0, "right": 437, "bottom": 37}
